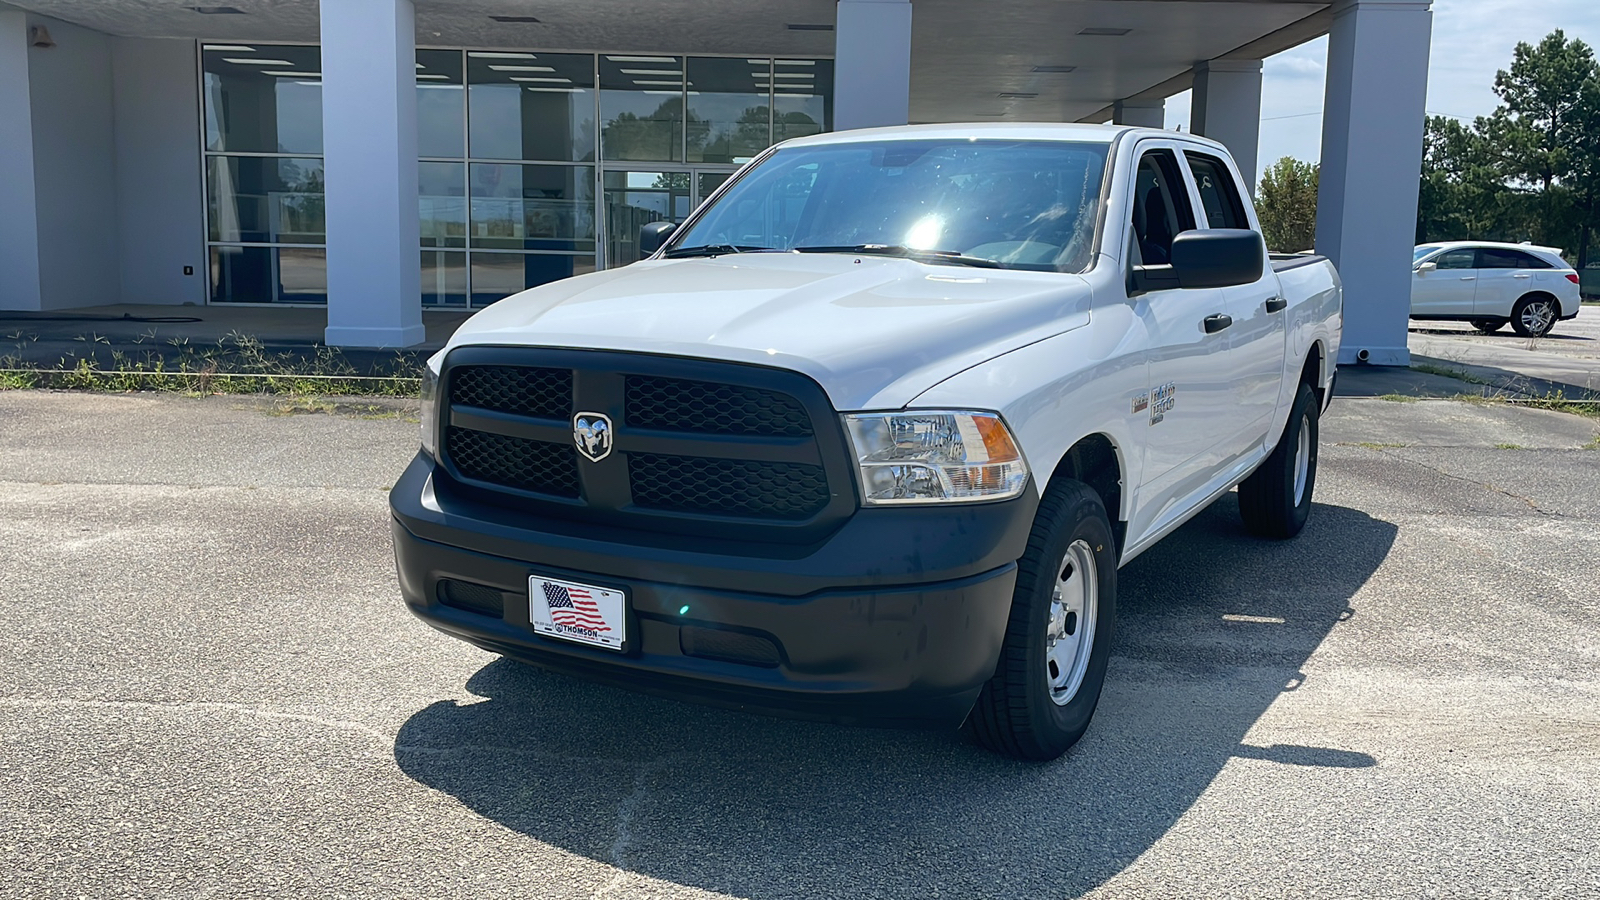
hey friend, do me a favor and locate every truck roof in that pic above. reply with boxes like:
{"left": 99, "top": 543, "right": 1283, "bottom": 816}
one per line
{"left": 778, "top": 121, "right": 1207, "bottom": 150}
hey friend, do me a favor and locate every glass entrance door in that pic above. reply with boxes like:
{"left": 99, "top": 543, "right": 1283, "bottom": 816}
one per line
{"left": 601, "top": 167, "right": 737, "bottom": 267}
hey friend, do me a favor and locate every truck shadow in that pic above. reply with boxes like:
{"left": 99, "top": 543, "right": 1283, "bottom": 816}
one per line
{"left": 394, "top": 497, "right": 1396, "bottom": 899}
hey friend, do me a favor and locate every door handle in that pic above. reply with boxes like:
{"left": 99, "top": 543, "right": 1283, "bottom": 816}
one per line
{"left": 1265, "top": 297, "right": 1288, "bottom": 313}
{"left": 1514, "top": 273, "right": 1532, "bottom": 279}
{"left": 1461, "top": 276, "right": 1476, "bottom": 281}
{"left": 1203, "top": 314, "right": 1233, "bottom": 334}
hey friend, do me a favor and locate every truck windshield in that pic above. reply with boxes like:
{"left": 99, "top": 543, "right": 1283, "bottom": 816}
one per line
{"left": 667, "top": 139, "right": 1111, "bottom": 273}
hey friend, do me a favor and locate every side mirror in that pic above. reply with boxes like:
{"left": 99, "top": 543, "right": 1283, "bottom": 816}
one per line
{"left": 1416, "top": 261, "right": 1437, "bottom": 274}
{"left": 639, "top": 221, "right": 677, "bottom": 259}
{"left": 1167, "top": 229, "right": 1265, "bottom": 289}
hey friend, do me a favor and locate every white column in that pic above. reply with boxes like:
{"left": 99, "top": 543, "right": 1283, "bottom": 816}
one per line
{"left": 1316, "top": 0, "right": 1433, "bottom": 367}
{"left": 834, "top": 0, "right": 911, "bottom": 130}
{"left": 0, "top": 10, "right": 42, "bottom": 311}
{"left": 321, "top": 0, "right": 424, "bottom": 348}
{"left": 1112, "top": 99, "right": 1165, "bottom": 129}
{"left": 1192, "top": 59, "right": 1264, "bottom": 193}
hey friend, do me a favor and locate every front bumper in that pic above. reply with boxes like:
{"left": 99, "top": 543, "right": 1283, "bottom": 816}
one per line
{"left": 390, "top": 454, "right": 1034, "bottom": 727}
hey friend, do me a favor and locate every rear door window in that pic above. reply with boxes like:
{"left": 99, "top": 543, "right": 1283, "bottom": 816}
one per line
{"left": 1184, "top": 153, "right": 1249, "bottom": 230}
{"left": 1479, "top": 248, "right": 1550, "bottom": 269}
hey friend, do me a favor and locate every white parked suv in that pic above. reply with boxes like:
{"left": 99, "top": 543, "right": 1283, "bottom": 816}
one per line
{"left": 1411, "top": 241, "right": 1582, "bottom": 337}
{"left": 392, "top": 124, "right": 1342, "bottom": 760}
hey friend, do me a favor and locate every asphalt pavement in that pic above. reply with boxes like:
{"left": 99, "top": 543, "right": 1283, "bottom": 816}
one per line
{"left": 1411, "top": 303, "right": 1600, "bottom": 396}
{"left": 1, "top": 387, "right": 1597, "bottom": 899}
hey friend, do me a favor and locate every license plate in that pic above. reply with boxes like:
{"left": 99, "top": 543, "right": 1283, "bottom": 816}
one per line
{"left": 528, "top": 575, "right": 625, "bottom": 651}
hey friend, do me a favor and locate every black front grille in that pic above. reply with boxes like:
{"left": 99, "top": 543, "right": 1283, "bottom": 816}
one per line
{"left": 626, "top": 376, "right": 813, "bottom": 436}
{"left": 628, "top": 453, "right": 829, "bottom": 520}
{"left": 438, "top": 579, "right": 508, "bottom": 618}
{"left": 446, "top": 426, "right": 581, "bottom": 498}
{"left": 451, "top": 365, "right": 572, "bottom": 419}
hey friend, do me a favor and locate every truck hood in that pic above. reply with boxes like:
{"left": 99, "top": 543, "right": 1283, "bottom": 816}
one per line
{"left": 443, "top": 253, "right": 1093, "bottom": 410}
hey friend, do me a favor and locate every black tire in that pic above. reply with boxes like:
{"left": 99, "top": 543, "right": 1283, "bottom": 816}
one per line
{"left": 1510, "top": 294, "right": 1559, "bottom": 337}
{"left": 1470, "top": 318, "right": 1505, "bottom": 335}
{"left": 1239, "top": 381, "right": 1320, "bottom": 539}
{"left": 967, "top": 480, "right": 1117, "bottom": 761}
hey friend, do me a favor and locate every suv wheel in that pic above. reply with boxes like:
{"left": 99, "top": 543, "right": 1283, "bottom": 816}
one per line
{"left": 1510, "top": 295, "right": 1559, "bottom": 338}
{"left": 967, "top": 480, "right": 1117, "bottom": 761}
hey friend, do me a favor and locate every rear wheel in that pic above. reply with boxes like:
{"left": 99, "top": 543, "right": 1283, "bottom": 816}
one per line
{"left": 1510, "top": 295, "right": 1559, "bottom": 337}
{"left": 967, "top": 480, "right": 1117, "bottom": 761}
{"left": 1238, "top": 381, "right": 1320, "bottom": 539}
{"left": 1469, "top": 318, "right": 1505, "bottom": 334}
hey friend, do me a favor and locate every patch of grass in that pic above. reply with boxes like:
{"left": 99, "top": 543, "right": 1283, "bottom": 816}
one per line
{"left": 1584, "top": 434, "right": 1600, "bottom": 450}
{"left": 1494, "top": 442, "right": 1526, "bottom": 450}
{"left": 1379, "top": 393, "right": 1420, "bottom": 403}
{"left": 1452, "top": 390, "right": 1600, "bottom": 421}
{"left": 1, "top": 332, "right": 422, "bottom": 398}
{"left": 1412, "top": 362, "right": 1491, "bottom": 385}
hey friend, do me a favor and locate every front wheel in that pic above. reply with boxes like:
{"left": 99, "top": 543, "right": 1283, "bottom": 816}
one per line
{"left": 967, "top": 480, "right": 1117, "bottom": 761}
{"left": 1238, "top": 381, "right": 1320, "bottom": 539}
{"left": 1510, "top": 295, "right": 1559, "bottom": 337}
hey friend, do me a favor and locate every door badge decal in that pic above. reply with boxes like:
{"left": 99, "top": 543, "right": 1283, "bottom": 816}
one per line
{"left": 1131, "top": 392, "right": 1150, "bottom": 414}
{"left": 1149, "top": 382, "right": 1176, "bottom": 425}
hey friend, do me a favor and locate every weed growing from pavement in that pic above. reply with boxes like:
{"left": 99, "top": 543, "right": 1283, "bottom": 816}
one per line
{"left": 1494, "top": 442, "right": 1526, "bottom": 450}
{"left": 1379, "top": 393, "right": 1420, "bottom": 403}
{"left": 0, "top": 331, "right": 423, "bottom": 398}
{"left": 1411, "top": 362, "right": 1492, "bottom": 385}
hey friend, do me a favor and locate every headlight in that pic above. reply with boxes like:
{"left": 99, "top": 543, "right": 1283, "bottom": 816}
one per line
{"left": 419, "top": 359, "right": 441, "bottom": 457}
{"left": 844, "top": 410, "right": 1029, "bottom": 505}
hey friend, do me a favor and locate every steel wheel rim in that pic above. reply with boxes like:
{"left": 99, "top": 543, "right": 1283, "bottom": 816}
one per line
{"left": 1521, "top": 300, "right": 1554, "bottom": 335}
{"left": 1293, "top": 413, "right": 1312, "bottom": 507}
{"left": 1046, "top": 539, "right": 1098, "bottom": 706}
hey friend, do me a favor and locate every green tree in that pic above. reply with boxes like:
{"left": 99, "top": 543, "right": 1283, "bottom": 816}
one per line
{"left": 1257, "top": 157, "right": 1319, "bottom": 252}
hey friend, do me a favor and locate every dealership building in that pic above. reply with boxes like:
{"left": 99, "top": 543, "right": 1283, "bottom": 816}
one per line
{"left": 0, "top": 0, "right": 1432, "bottom": 365}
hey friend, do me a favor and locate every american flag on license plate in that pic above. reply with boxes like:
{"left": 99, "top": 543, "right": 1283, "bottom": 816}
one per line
{"left": 543, "top": 582, "right": 611, "bottom": 632}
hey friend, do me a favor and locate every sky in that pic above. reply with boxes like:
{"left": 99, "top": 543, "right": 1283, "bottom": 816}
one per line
{"left": 1163, "top": 0, "right": 1600, "bottom": 179}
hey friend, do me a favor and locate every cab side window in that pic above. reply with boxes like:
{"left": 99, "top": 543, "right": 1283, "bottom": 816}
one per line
{"left": 1130, "top": 150, "right": 1196, "bottom": 266}
{"left": 1185, "top": 153, "right": 1249, "bottom": 230}
{"left": 1433, "top": 249, "right": 1477, "bottom": 270}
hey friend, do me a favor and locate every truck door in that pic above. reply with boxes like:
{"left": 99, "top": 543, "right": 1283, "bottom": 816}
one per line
{"left": 1182, "top": 150, "right": 1285, "bottom": 457}
{"left": 1127, "top": 146, "right": 1239, "bottom": 526}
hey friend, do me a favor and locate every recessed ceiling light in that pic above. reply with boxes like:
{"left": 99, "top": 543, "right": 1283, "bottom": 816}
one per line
{"left": 775, "top": 60, "right": 817, "bottom": 66}
{"left": 607, "top": 55, "right": 675, "bottom": 63}
{"left": 510, "top": 76, "right": 571, "bottom": 83}
{"left": 631, "top": 80, "right": 684, "bottom": 87}
{"left": 189, "top": 6, "right": 246, "bottom": 13}
{"left": 488, "top": 15, "right": 540, "bottom": 23}
{"left": 772, "top": 72, "right": 814, "bottom": 79}
{"left": 526, "top": 86, "right": 585, "bottom": 93}
{"left": 203, "top": 44, "right": 256, "bottom": 52}
{"left": 222, "top": 58, "right": 292, "bottom": 65}
{"left": 416, "top": 74, "right": 450, "bottom": 80}
{"left": 747, "top": 59, "right": 768, "bottom": 65}
{"left": 998, "top": 92, "right": 1038, "bottom": 99}
{"left": 488, "top": 65, "right": 555, "bottom": 72}
{"left": 643, "top": 90, "right": 698, "bottom": 96}
{"left": 619, "top": 69, "right": 681, "bottom": 76}
{"left": 1032, "top": 65, "right": 1076, "bottom": 73}
{"left": 469, "top": 51, "right": 537, "bottom": 59}
{"left": 1079, "top": 27, "right": 1132, "bottom": 36}
{"left": 261, "top": 71, "right": 318, "bottom": 78}
{"left": 786, "top": 24, "right": 833, "bottom": 31}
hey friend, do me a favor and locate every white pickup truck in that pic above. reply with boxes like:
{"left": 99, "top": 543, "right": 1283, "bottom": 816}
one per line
{"left": 391, "top": 123, "right": 1342, "bottom": 761}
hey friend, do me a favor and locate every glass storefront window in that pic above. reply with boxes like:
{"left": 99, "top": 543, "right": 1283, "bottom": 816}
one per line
{"left": 773, "top": 59, "right": 833, "bottom": 144}
{"left": 600, "top": 55, "right": 685, "bottom": 162}
{"left": 207, "top": 156, "right": 325, "bottom": 244}
{"left": 417, "top": 49, "right": 465, "bottom": 159}
{"left": 420, "top": 161, "right": 467, "bottom": 248}
{"left": 423, "top": 250, "right": 468, "bottom": 306}
{"left": 686, "top": 57, "right": 771, "bottom": 164}
{"left": 470, "top": 253, "right": 596, "bottom": 305}
{"left": 603, "top": 170, "right": 690, "bottom": 264}
{"left": 202, "top": 44, "right": 323, "bottom": 154}
{"left": 468, "top": 52, "right": 596, "bottom": 162}
{"left": 210, "top": 246, "right": 326, "bottom": 303}
{"left": 470, "top": 163, "right": 596, "bottom": 251}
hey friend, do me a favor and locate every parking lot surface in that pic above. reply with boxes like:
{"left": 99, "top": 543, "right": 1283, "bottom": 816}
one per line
{"left": 2, "top": 388, "right": 1598, "bottom": 899}
{"left": 1411, "top": 303, "right": 1600, "bottom": 393}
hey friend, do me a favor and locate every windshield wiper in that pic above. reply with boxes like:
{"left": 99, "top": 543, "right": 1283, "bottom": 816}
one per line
{"left": 792, "top": 244, "right": 1003, "bottom": 269}
{"left": 662, "top": 244, "right": 779, "bottom": 259}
